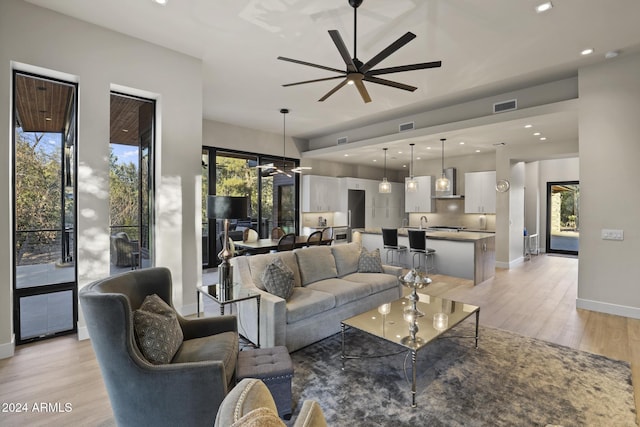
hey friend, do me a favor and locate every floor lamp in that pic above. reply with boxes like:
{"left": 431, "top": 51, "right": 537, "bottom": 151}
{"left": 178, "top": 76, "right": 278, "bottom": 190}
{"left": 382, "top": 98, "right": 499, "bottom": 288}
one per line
{"left": 207, "top": 195, "right": 248, "bottom": 300}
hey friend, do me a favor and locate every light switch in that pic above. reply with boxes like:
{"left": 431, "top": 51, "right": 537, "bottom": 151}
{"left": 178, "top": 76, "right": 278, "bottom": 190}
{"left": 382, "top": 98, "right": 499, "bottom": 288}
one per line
{"left": 601, "top": 229, "right": 624, "bottom": 241}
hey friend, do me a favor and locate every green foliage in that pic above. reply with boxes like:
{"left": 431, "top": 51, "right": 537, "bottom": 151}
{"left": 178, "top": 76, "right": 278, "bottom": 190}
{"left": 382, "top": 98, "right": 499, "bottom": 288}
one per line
{"left": 109, "top": 147, "right": 139, "bottom": 228}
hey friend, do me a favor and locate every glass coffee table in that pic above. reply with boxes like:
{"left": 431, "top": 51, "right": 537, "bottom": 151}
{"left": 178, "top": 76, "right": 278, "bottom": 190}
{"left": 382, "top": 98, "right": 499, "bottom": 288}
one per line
{"left": 341, "top": 293, "right": 479, "bottom": 407}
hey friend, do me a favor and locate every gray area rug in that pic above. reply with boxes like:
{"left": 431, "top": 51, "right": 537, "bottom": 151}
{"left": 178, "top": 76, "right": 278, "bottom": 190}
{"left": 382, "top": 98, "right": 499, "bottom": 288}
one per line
{"left": 286, "top": 321, "right": 637, "bottom": 427}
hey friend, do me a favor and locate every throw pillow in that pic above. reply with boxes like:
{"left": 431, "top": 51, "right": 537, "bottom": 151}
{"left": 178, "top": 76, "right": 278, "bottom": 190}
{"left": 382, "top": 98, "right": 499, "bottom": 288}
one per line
{"left": 358, "top": 247, "right": 383, "bottom": 273}
{"left": 261, "top": 258, "right": 294, "bottom": 300}
{"left": 133, "top": 294, "right": 184, "bottom": 365}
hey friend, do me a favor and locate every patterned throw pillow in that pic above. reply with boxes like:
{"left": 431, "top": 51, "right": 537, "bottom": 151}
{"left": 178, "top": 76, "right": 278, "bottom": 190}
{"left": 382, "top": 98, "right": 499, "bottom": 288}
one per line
{"left": 358, "top": 247, "right": 383, "bottom": 273}
{"left": 261, "top": 258, "right": 294, "bottom": 300}
{"left": 133, "top": 294, "right": 184, "bottom": 365}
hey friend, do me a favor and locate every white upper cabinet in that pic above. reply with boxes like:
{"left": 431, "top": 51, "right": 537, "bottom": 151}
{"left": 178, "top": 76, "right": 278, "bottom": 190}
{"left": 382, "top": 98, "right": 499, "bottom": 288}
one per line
{"left": 405, "top": 176, "right": 435, "bottom": 213}
{"left": 301, "top": 175, "right": 341, "bottom": 212}
{"left": 464, "top": 171, "right": 496, "bottom": 214}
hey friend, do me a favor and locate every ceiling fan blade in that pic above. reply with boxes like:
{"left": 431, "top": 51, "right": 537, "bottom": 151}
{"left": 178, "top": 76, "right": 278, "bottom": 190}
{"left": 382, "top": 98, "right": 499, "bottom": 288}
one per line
{"left": 364, "top": 75, "right": 417, "bottom": 92}
{"left": 277, "top": 56, "right": 344, "bottom": 74}
{"left": 283, "top": 75, "right": 345, "bottom": 87}
{"left": 354, "top": 79, "right": 372, "bottom": 103}
{"left": 318, "top": 79, "right": 348, "bottom": 102}
{"left": 328, "top": 30, "right": 357, "bottom": 73}
{"left": 360, "top": 32, "right": 416, "bottom": 74}
{"left": 368, "top": 61, "right": 442, "bottom": 76}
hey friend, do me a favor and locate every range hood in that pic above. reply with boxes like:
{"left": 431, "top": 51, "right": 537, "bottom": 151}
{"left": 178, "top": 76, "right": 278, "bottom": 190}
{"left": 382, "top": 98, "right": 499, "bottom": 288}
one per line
{"left": 434, "top": 167, "right": 464, "bottom": 199}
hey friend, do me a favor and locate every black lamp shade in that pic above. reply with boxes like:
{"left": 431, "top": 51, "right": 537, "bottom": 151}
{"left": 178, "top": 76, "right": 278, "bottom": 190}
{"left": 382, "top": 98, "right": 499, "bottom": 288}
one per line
{"left": 207, "top": 196, "right": 248, "bottom": 219}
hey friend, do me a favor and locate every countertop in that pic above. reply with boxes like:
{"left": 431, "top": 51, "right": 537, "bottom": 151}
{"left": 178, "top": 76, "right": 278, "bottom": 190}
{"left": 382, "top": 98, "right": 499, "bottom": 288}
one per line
{"left": 353, "top": 228, "right": 495, "bottom": 242}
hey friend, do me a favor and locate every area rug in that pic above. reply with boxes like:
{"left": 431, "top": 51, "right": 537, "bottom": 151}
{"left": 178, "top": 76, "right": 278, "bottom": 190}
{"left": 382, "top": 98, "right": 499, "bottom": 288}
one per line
{"left": 285, "top": 321, "right": 637, "bottom": 427}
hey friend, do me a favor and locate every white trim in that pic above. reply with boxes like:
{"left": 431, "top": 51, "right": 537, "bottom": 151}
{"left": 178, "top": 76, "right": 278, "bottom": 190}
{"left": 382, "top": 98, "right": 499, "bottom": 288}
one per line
{"left": 77, "top": 326, "right": 90, "bottom": 341}
{"left": 0, "top": 335, "right": 15, "bottom": 359}
{"left": 576, "top": 298, "right": 640, "bottom": 319}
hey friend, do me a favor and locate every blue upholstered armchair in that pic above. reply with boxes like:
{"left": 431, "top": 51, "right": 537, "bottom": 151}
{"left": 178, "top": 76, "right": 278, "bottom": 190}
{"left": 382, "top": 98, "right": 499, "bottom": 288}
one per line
{"left": 80, "top": 267, "right": 239, "bottom": 427}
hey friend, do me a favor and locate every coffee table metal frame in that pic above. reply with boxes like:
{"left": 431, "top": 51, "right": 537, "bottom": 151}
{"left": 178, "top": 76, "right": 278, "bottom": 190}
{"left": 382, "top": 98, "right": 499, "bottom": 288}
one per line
{"left": 197, "top": 283, "right": 261, "bottom": 348}
{"left": 340, "top": 294, "right": 479, "bottom": 407}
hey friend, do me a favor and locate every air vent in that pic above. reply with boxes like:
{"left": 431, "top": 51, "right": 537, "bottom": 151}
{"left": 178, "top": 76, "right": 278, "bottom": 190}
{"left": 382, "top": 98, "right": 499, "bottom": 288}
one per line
{"left": 493, "top": 99, "right": 517, "bottom": 113}
{"left": 337, "top": 136, "right": 348, "bottom": 145}
{"left": 399, "top": 121, "right": 415, "bottom": 132}
{"left": 492, "top": 142, "right": 506, "bottom": 147}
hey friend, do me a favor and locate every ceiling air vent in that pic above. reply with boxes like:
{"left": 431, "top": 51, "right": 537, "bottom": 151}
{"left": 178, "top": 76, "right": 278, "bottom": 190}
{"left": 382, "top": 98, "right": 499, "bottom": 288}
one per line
{"left": 337, "top": 136, "right": 348, "bottom": 145}
{"left": 493, "top": 99, "right": 517, "bottom": 114}
{"left": 399, "top": 121, "right": 415, "bottom": 132}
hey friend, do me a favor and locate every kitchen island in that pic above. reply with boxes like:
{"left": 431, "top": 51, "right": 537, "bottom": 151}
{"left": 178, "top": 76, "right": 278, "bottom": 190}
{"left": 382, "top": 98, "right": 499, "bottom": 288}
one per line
{"left": 352, "top": 228, "right": 496, "bottom": 285}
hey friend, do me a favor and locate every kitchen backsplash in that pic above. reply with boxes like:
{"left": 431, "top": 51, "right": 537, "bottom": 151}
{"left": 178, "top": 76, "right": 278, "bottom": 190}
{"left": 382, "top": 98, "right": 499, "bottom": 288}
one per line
{"left": 408, "top": 199, "right": 496, "bottom": 231}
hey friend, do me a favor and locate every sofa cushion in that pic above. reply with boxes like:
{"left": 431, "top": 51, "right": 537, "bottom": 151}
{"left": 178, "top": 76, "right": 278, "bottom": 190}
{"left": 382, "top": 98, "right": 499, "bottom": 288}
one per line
{"left": 248, "top": 252, "right": 301, "bottom": 290}
{"left": 261, "top": 258, "right": 294, "bottom": 300}
{"left": 285, "top": 287, "right": 335, "bottom": 324}
{"left": 342, "top": 272, "right": 399, "bottom": 294}
{"left": 306, "top": 278, "right": 372, "bottom": 307}
{"left": 331, "top": 242, "right": 361, "bottom": 276}
{"left": 133, "top": 294, "right": 184, "bottom": 365}
{"left": 295, "top": 246, "right": 338, "bottom": 286}
{"left": 358, "top": 247, "right": 383, "bottom": 273}
{"left": 172, "top": 331, "right": 238, "bottom": 386}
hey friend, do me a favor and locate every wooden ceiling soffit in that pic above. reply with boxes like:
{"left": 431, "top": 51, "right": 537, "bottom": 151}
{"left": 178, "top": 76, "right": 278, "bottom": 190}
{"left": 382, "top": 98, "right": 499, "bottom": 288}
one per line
{"left": 15, "top": 74, "right": 74, "bottom": 133}
{"left": 110, "top": 94, "right": 153, "bottom": 146}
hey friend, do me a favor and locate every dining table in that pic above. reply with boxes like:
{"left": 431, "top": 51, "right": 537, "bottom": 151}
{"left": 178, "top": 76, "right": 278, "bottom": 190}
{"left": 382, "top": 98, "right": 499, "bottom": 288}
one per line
{"left": 233, "top": 236, "right": 328, "bottom": 254}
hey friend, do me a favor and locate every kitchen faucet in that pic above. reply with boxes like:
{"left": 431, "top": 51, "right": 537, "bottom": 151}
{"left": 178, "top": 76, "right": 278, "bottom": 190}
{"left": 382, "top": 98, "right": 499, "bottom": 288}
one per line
{"left": 419, "top": 216, "right": 428, "bottom": 230}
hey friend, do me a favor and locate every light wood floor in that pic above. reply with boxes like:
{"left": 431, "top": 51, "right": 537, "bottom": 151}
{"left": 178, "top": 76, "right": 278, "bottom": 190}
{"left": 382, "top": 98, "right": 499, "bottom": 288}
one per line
{"left": 1, "top": 254, "right": 638, "bottom": 426}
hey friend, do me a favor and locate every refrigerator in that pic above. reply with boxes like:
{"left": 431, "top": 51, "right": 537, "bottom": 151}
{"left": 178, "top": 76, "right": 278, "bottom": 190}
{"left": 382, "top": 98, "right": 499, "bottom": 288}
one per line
{"left": 347, "top": 189, "right": 366, "bottom": 240}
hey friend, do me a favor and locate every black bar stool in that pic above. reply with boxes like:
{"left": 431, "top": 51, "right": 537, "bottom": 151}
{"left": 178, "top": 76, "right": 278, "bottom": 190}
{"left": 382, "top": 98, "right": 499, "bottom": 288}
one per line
{"left": 382, "top": 228, "right": 407, "bottom": 267}
{"left": 408, "top": 229, "right": 436, "bottom": 273}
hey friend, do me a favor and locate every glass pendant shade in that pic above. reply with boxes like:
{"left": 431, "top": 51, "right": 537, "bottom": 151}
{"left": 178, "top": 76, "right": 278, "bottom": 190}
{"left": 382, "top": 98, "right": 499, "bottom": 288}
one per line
{"left": 406, "top": 143, "right": 418, "bottom": 193}
{"left": 435, "top": 138, "right": 450, "bottom": 192}
{"left": 379, "top": 147, "right": 392, "bottom": 193}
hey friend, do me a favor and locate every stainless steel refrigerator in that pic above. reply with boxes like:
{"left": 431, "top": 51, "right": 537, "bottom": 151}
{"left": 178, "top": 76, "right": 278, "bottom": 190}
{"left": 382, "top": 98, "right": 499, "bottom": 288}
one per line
{"left": 348, "top": 189, "right": 366, "bottom": 239}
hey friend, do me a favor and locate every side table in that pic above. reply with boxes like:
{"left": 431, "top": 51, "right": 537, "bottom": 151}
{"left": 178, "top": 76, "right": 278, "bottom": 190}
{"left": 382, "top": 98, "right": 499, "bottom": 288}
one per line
{"left": 197, "top": 283, "right": 260, "bottom": 348}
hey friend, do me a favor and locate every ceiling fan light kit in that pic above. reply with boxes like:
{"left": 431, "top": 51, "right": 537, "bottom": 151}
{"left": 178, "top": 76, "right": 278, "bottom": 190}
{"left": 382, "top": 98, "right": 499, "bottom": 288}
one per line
{"left": 257, "top": 108, "right": 311, "bottom": 177}
{"left": 435, "top": 138, "right": 450, "bottom": 192}
{"left": 278, "top": 0, "right": 442, "bottom": 103}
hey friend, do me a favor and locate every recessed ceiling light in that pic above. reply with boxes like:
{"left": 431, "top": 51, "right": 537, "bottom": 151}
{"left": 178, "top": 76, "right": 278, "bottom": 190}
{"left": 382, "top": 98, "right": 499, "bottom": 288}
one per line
{"left": 426, "top": 147, "right": 432, "bottom": 150}
{"left": 581, "top": 48, "right": 594, "bottom": 56}
{"left": 45, "top": 117, "right": 52, "bottom": 121}
{"left": 475, "top": 150, "right": 481, "bottom": 153}
{"left": 605, "top": 50, "right": 619, "bottom": 59}
{"left": 459, "top": 141, "right": 465, "bottom": 145}
{"left": 122, "top": 129, "right": 129, "bottom": 133}
{"left": 153, "top": 0, "right": 168, "bottom": 5}
{"left": 402, "top": 164, "right": 407, "bottom": 168}
{"left": 344, "top": 154, "right": 349, "bottom": 157}
{"left": 533, "top": 132, "right": 541, "bottom": 136}
{"left": 373, "top": 159, "right": 377, "bottom": 162}
{"left": 540, "top": 137, "right": 547, "bottom": 141}
{"left": 524, "top": 124, "right": 532, "bottom": 128}
{"left": 535, "top": 2, "right": 553, "bottom": 13}
{"left": 416, "top": 156, "right": 421, "bottom": 160}
{"left": 397, "top": 151, "right": 402, "bottom": 154}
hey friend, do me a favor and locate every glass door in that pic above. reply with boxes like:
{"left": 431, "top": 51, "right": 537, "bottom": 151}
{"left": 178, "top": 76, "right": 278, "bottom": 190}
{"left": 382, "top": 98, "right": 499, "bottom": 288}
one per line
{"left": 546, "top": 181, "right": 579, "bottom": 255}
{"left": 13, "top": 72, "right": 77, "bottom": 344}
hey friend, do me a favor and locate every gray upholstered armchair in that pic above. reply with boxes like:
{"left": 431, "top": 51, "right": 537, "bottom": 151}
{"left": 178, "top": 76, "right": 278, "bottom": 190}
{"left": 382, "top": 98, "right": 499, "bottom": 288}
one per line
{"left": 80, "top": 267, "right": 239, "bottom": 427}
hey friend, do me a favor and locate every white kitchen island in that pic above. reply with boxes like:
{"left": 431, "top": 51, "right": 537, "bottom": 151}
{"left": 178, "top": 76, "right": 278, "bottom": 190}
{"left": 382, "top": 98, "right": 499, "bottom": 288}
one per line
{"left": 353, "top": 228, "right": 496, "bottom": 285}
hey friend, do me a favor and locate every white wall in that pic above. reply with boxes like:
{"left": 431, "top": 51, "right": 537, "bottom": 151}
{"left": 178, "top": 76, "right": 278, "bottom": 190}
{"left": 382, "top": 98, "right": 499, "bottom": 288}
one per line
{"left": 0, "top": 0, "right": 203, "bottom": 357}
{"left": 578, "top": 52, "right": 640, "bottom": 318}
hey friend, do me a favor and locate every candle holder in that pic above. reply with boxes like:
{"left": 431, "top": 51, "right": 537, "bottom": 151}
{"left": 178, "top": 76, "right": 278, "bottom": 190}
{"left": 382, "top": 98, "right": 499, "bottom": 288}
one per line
{"left": 433, "top": 313, "right": 449, "bottom": 332}
{"left": 399, "top": 269, "right": 432, "bottom": 317}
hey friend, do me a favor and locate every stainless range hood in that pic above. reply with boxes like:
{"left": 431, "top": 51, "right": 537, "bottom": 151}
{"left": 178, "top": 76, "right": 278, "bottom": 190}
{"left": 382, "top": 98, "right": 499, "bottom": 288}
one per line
{"left": 434, "top": 168, "right": 464, "bottom": 199}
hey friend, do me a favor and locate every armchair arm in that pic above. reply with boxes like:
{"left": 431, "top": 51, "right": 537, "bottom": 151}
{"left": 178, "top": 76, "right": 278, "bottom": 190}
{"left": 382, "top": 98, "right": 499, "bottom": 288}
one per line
{"left": 382, "top": 264, "right": 403, "bottom": 277}
{"left": 178, "top": 314, "right": 237, "bottom": 341}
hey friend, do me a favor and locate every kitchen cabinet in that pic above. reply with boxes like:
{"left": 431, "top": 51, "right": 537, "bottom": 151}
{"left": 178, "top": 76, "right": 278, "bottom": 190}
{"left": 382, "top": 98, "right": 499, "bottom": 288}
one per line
{"left": 371, "top": 182, "right": 404, "bottom": 228}
{"left": 404, "top": 176, "right": 435, "bottom": 213}
{"left": 474, "top": 236, "right": 496, "bottom": 283}
{"left": 464, "top": 171, "right": 496, "bottom": 213}
{"left": 302, "top": 175, "right": 341, "bottom": 212}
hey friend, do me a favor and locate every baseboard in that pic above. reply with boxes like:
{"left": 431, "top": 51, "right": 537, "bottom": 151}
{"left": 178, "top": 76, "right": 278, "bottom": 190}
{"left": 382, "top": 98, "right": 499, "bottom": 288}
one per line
{"left": 576, "top": 298, "right": 640, "bottom": 319}
{"left": 496, "top": 256, "right": 525, "bottom": 269}
{"left": 77, "top": 325, "right": 90, "bottom": 341}
{"left": 0, "top": 335, "right": 15, "bottom": 359}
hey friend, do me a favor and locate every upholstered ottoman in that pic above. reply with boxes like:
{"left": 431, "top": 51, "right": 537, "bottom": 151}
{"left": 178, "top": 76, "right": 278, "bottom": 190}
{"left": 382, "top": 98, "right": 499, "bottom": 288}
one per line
{"left": 236, "top": 346, "right": 294, "bottom": 419}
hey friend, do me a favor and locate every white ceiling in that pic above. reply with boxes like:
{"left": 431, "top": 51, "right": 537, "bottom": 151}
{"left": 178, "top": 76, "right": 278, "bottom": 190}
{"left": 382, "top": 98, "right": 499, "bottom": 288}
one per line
{"left": 25, "top": 0, "right": 640, "bottom": 168}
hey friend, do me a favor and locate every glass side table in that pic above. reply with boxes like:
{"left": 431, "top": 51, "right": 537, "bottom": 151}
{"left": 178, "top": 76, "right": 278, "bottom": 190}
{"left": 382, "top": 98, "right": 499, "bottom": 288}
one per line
{"left": 197, "top": 283, "right": 260, "bottom": 348}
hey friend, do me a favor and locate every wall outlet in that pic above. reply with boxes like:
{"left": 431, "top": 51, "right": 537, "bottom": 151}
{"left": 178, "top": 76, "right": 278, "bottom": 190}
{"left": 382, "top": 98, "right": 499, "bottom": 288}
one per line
{"left": 601, "top": 229, "right": 624, "bottom": 241}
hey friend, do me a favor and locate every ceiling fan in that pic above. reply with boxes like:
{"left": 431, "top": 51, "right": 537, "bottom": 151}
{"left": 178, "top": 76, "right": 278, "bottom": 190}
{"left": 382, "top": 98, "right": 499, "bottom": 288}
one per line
{"left": 278, "top": 0, "right": 442, "bottom": 103}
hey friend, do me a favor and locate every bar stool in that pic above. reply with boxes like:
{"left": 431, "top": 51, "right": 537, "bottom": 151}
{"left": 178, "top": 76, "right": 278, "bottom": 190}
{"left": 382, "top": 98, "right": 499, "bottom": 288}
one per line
{"left": 408, "top": 229, "right": 436, "bottom": 274}
{"left": 382, "top": 228, "right": 407, "bottom": 267}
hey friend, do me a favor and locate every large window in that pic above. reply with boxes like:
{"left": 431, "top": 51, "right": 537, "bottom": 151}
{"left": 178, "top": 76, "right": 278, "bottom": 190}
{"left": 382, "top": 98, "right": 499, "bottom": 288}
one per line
{"left": 202, "top": 148, "right": 300, "bottom": 268}
{"left": 109, "top": 93, "right": 155, "bottom": 274}
{"left": 13, "top": 71, "right": 77, "bottom": 344}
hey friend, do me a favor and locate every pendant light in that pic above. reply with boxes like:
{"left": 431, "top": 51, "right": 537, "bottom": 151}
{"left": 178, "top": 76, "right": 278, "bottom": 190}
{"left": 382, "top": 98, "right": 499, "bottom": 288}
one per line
{"left": 379, "top": 148, "right": 392, "bottom": 193}
{"left": 406, "top": 143, "right": 418, "bottom": 193}
{"left": 435, "top": 138, "right": 450, "bottom": 192}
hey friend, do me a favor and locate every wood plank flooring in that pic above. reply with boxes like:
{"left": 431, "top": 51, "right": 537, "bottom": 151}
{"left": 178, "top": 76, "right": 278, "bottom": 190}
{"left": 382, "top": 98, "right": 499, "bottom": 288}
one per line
{"left": 1, "top": 254, "right": 638, "bottom": 426}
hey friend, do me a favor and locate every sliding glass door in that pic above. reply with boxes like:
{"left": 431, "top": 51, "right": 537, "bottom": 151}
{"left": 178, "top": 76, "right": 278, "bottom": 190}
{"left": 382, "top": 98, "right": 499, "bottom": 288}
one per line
{"left": 546, "top": 181, "right": 579, "bottom": 255}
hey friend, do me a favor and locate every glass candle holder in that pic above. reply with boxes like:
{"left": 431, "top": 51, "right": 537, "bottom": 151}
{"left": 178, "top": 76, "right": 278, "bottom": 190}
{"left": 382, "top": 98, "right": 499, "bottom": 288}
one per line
{"left": 433, "top": 313, "right": 448, "bottom": 331}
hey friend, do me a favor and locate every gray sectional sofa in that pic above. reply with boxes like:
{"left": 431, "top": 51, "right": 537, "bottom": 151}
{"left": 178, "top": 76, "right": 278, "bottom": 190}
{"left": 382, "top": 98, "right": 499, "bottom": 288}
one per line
{"left": 231, "top": 242, "right": 402, "bottom": 351}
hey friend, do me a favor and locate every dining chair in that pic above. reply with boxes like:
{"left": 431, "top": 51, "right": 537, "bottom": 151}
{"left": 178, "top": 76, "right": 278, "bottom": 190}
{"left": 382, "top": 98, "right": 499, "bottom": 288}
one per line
{"left": 306, "top": 230, "right": 323, "bottom": 247}
{"left": 320, "top": 227, "right": 333, "bottom": 245}
{"left": 271, "top": 227, "right": 285, "bottom": 240}
{"left": 277, "top": 233, "right": 296, "bottom": 251}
